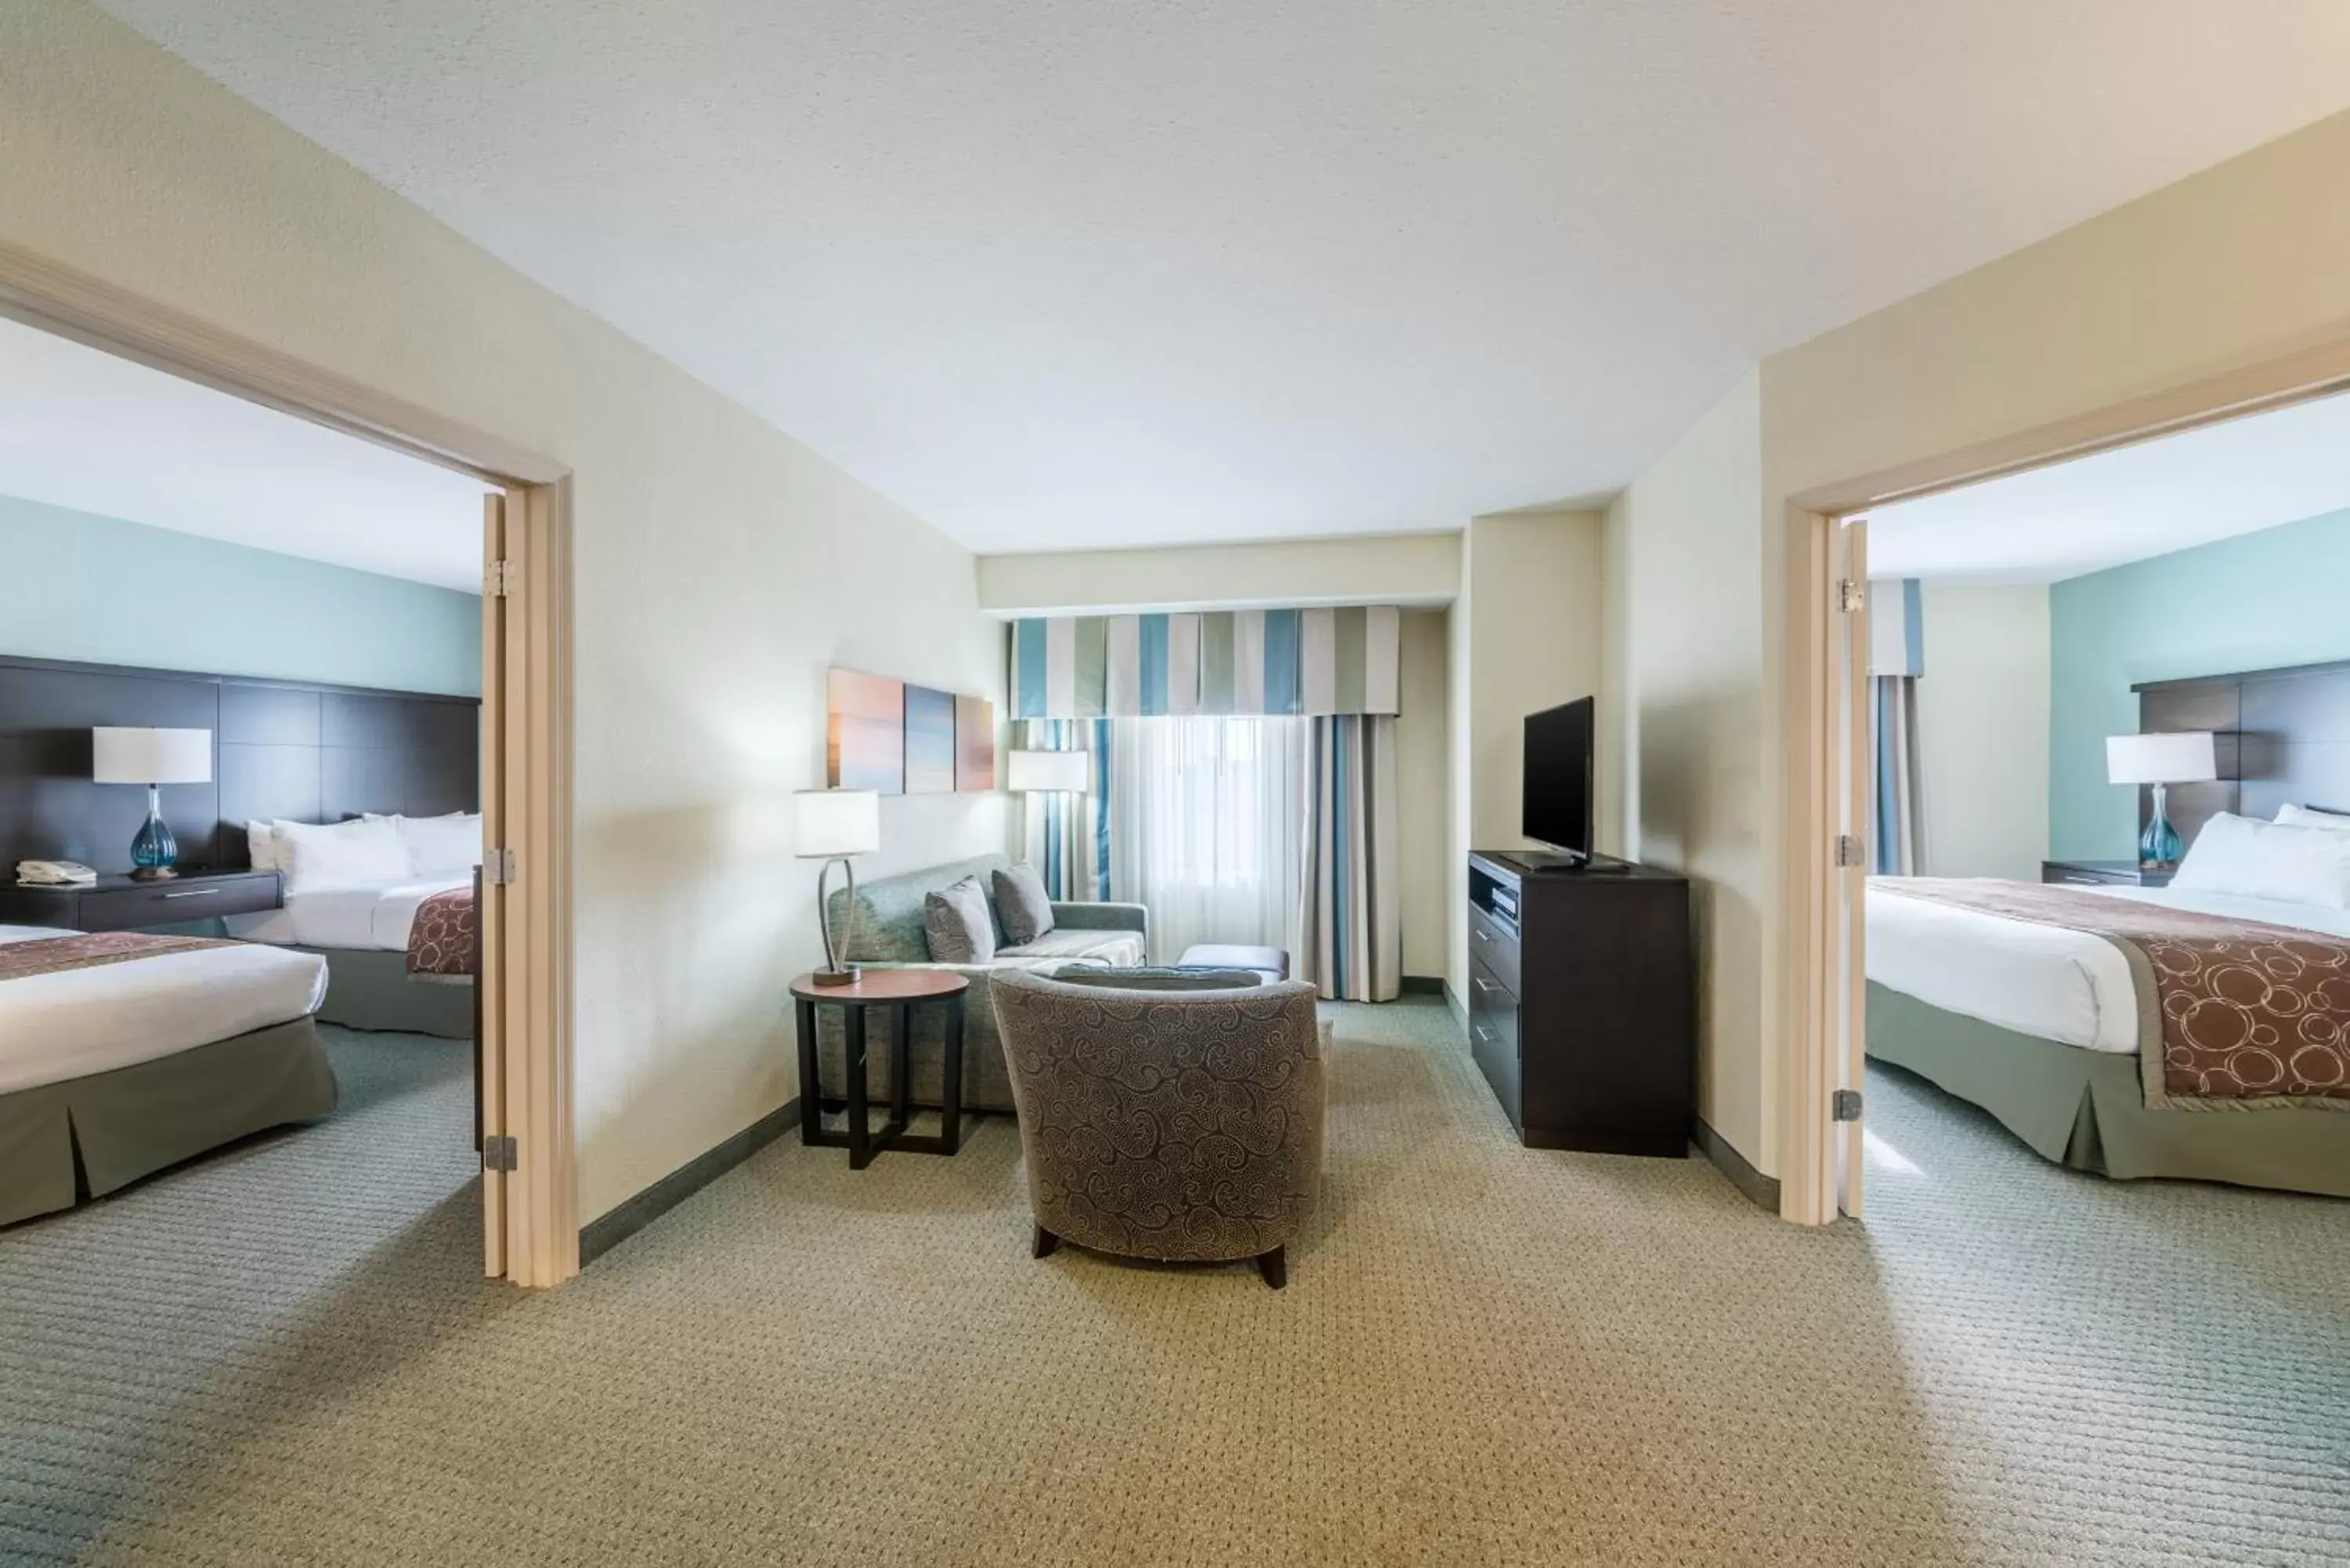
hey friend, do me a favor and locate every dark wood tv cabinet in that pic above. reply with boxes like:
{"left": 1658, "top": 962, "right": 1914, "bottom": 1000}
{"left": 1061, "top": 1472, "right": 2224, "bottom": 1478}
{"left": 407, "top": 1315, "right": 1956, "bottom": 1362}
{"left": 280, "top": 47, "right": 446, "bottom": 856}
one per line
{"left": 1466, "top": 850, "right": 1694, "bottom": 1156}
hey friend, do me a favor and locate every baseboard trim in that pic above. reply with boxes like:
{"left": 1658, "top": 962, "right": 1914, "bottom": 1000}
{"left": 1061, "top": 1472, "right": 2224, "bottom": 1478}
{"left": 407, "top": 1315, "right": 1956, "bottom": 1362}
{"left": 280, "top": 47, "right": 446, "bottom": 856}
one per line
{"left": 1399, "top": 974, "right": 1445, "bottom": 995}
{"left": 1691, "top": 1117, "right": 1779, "bottom": 1214}
{"left": 580, "top": 1097, "right": 801, "bottom": 1266}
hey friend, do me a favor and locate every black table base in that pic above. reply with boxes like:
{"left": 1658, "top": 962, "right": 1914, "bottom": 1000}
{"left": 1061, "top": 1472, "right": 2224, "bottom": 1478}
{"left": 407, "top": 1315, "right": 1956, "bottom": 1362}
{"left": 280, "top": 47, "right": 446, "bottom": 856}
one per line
{"left": 793, "top": 993, "right": 967, "bottom": 1169}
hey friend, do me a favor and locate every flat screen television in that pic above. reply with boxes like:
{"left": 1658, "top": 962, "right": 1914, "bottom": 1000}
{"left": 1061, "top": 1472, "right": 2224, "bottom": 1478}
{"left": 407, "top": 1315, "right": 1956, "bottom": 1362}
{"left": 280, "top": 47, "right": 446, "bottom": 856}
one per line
{"left": 1522, "top": 697, "right": 1595, "bottom": 861}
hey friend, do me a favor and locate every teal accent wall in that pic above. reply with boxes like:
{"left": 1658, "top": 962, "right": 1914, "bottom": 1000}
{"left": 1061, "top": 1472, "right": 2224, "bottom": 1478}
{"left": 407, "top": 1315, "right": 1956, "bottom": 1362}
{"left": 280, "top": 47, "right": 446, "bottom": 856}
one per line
{"left": 2050, "top": 507, "right": 2350, "bottom": 859}
{"left": 0, "top": 494, "right": 479, "bottom": 695}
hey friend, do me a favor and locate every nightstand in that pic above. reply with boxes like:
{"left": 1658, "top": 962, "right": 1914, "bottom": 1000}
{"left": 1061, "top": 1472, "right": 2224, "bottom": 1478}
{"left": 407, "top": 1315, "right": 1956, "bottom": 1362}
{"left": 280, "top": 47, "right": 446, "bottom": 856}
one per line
{"left": 2040, "top": 858, "right": 2172, "bottom": 889}
{"left": 0, "top": 869, "right": 283, "bottom": 931}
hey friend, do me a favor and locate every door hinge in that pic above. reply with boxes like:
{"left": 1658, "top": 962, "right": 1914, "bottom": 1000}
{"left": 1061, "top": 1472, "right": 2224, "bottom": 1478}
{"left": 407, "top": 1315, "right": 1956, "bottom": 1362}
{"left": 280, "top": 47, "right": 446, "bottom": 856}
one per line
{"left": 484, "top": 847, "right": 518, "bottom": 885}
{"left": 1831, "top": 1089, "right": 1864, "bottom": 1122}
{"left": 1834, "top": 834, "right": 1866, "bottom": 869}
{"left": 486, "top": 559, "right": 515, "bottom": 598}
{"left": 1836, "top": 578, "right": 1865, "bottom": 614}
{"left": 482, "top": 1135, "right": 519, "bottom": 1172}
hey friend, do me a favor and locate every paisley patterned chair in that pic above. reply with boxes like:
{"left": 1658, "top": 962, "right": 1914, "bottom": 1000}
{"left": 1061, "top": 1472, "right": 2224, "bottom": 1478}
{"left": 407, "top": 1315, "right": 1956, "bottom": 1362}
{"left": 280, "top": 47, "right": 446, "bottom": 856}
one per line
{"left": 989, "top": 967, "right": 1328, "bottom": 1288}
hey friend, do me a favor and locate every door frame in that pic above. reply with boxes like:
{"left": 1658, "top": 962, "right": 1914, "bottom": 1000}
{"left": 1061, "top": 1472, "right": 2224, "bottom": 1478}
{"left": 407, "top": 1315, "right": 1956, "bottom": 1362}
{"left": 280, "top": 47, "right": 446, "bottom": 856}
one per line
{"left": 1773, "top": 331, "right": 2350, "bottom": 1227}
{"left": 0, "top": 239, "right": 580, "bottom": 1285}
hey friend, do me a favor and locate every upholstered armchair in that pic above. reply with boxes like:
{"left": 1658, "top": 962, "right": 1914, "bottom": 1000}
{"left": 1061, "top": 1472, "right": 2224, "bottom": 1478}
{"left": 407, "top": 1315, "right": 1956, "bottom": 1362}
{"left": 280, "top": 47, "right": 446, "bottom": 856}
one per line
{"left": 989, "top": 968, "right": 1328, "bottom": 1288}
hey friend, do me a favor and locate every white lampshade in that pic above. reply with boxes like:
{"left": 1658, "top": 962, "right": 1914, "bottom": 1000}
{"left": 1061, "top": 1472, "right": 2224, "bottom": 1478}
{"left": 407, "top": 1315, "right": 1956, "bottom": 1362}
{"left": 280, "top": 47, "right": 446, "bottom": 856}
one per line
{"left": 92, "top": 727, "right": 212, "bottom": 786}
{"left": 1005, "top": 749, "right": 1090, "bottom": 793}
{"left": 2106, "top": 732, "right": 2218, "bottom": 786}
{"left": 792, "top": 789, "right": 880, "bottom": 858}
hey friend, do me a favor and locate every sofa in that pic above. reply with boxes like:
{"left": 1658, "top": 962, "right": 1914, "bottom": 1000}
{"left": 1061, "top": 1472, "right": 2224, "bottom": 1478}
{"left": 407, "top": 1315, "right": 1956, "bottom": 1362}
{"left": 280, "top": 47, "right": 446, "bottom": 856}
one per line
{"left": 991, "top": 967, "right": 1328, "bottom": 1288}
{"left": 817, "top": 854, "right": 1150, "bottom": 1112}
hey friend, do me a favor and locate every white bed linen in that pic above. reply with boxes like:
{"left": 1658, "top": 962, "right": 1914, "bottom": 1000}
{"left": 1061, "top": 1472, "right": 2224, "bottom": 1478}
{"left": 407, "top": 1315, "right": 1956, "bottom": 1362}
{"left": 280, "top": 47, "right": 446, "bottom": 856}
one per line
{"left": 1866, "top": 881, "right": 2350, "bottom": 1053}
{"left": 0, "top": 925, "right": 327, "bottom": 1094}
{"left": 226, "top": 876, "right": 470, "bottom": 951}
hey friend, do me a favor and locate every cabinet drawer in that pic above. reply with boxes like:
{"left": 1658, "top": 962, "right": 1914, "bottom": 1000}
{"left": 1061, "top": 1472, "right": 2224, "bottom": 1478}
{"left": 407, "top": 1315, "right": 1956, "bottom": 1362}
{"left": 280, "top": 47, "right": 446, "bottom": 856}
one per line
{"left": 1467, "top": 903, "right": 1522, "bottom": 996}
{"left": 78, "top": 876, "right": 280, "bottom": 930}
{"left": 1468, "top": 973, "right": 1521, "bottom": 1129}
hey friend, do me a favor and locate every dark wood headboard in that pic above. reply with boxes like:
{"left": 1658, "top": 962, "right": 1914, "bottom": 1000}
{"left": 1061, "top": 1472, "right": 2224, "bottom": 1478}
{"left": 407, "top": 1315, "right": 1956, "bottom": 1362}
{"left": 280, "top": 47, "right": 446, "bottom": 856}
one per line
{"left": 0, "top": 654, "right": 479, "bottom": 876}
{"left": 2134, "top": 658, "right": 2350, "bottom": 849}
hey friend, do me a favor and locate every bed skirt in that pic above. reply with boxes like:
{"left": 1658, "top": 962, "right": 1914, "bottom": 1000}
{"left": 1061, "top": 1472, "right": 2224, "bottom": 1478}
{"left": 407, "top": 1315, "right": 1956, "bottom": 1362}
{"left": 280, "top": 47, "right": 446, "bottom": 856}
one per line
{"left": 294, "top": 946, "right": 473, "bottom": 1038}
{"left": 0, "top": 1016, "right": 337, "bottom": 1228}
{"left": 1866, "top": 982, "right": 2348, "bottom": 1199}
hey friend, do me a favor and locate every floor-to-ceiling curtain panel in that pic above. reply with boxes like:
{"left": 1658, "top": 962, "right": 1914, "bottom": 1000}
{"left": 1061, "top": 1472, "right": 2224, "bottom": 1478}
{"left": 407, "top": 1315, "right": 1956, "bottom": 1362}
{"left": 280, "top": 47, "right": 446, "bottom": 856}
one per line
{"left": 1300, "top": 715, "right": 1401, "bottom": 1001}
{"left": 1017, "top": 718, "right": 1113, "bottom": 901}
{"left": 1105, "top": 716, "right": 1308, "bottom": 963}
{"left": 1869, "top": 576, "right": 1927, "bottom": 875}
{"left": 1872, "top": 677, "right": 1925, "bottom": 875}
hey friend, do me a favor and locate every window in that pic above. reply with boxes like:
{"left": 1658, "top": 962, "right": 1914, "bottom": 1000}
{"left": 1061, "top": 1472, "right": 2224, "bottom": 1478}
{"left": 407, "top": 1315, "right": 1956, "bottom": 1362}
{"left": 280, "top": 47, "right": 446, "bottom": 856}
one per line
{"left": 1107, "top": 717, "right": 1308, "bottom": 963}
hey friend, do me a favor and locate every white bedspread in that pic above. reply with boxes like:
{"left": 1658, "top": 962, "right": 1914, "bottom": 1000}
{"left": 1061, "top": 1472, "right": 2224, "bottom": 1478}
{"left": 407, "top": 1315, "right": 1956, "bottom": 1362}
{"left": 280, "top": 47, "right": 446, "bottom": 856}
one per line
{"left": 227, "top": 876, "right": 470, "bottom": 951}
{"left": 0, "top": 926, "right": 327, "bottom": 1094}
{"left": 1866, "top": 881, "right": 2350, "bottom": 1053}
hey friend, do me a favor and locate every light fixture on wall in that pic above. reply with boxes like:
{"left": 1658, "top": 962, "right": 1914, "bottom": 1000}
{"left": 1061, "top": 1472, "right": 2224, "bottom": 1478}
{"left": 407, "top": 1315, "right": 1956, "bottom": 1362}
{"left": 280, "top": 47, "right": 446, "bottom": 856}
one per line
{"left": 92, "top": 727, "right": 213, "bottom": 880}
{"left": 2106, "top": 731, "right": 2217, "bottom": 869}
{"left": 1005, "top": 749, "right": 1090, "bottom": 795}
{"left": 794, "top": 788, "right": 880, "bottom": 986}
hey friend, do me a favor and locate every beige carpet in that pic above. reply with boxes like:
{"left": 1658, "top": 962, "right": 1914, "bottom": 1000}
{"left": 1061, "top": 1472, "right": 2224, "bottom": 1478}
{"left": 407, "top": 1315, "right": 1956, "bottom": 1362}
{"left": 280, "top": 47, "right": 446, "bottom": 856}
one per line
{"left": 2, "top": 1003, "right": 2345, "bottom": 1566}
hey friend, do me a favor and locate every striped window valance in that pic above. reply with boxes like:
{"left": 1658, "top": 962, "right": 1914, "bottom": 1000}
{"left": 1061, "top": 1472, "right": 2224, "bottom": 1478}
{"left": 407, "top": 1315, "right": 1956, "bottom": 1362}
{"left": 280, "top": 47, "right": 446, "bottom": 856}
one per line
{"left": 1868, "top": 578, "right": 1924, "bottom": 677}
{"left": 1012, "top": 607, "right": 1402, "bottom": 719}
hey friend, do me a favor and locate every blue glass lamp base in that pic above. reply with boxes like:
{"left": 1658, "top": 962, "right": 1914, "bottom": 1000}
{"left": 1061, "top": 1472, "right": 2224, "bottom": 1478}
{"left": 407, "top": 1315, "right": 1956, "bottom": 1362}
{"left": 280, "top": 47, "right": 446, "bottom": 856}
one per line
{"left": 129, "top": 793, "right": 179, "bottom": 881}
{"left": 2139, "top": 812, "right": 2182, "bottom": 869}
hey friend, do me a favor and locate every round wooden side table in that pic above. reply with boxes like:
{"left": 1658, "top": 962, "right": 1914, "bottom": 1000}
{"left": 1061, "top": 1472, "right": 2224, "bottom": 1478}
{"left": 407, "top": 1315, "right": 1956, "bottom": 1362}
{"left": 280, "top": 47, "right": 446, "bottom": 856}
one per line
{"left": 788, "top": 970, "right": 971, "bottom": 1169}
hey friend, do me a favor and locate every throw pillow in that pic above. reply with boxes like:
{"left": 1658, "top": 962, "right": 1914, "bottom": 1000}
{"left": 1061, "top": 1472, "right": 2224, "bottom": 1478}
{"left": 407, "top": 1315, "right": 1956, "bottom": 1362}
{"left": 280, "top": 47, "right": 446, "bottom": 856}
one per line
{"left": 924, "top": 876, "right": 996, "bottom": 963}
{"left": 992, "top": 862, "right": 1056, "bottom": 946}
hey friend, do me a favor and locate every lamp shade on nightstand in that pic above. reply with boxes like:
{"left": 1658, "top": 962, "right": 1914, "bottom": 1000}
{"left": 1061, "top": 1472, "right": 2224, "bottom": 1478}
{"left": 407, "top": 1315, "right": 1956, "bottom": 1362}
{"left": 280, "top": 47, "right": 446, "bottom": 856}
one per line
{"left": 2105, "top": 732, "right": 2218, "bottom": 786}
{"left": 92, "top": 727, "right": 212, "bottom": 786}
{"left": 1006, "top": 749, "right": 1089, "bottom": 793}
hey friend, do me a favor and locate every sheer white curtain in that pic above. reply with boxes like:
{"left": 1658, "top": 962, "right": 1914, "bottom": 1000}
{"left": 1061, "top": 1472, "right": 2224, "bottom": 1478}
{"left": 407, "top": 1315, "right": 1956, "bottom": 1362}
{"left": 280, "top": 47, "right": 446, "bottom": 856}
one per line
{"left": 1108, "top": 717, "right": 1308, "bottom": 963}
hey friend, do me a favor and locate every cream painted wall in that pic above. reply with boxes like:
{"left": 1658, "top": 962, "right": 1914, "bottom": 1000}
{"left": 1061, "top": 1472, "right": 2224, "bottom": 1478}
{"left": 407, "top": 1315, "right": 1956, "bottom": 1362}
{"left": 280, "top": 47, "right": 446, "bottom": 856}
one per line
{"left": 977, "top": 532, "right": 1460, "bottom": 615}
{"left": 1913, "top": 583, "right": 2049, "bottom": 880}
{"left": 1602, "top": 107, "right": 2350, "bottom": 1187}
{"left": 1600, "top": 375, "right": 1765, "bottom": 1165}
{"left": 1446, "top": 535, "right": 1474, "bottom": 1006}
{"left": 1394, "top": 609, "right": 1452, "bottom": 978}
{"left": 1, "top": 2, "right": 1014, "bottom": 1224}
{"left": 1464, "top": 511, "right": 1607, "bottom": 850}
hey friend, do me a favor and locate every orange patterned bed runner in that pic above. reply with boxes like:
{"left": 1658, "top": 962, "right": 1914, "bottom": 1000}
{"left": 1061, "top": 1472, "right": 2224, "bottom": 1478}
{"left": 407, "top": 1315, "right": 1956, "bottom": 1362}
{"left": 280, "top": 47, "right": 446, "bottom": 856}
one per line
{"left": 407, "top": 887, "right": 476, "bottom": 977}
{"left": 0, "top": 930, "right": 234, "bottom": 983}
{"left": 1875, "top": 878, "right": 2350, "bottom": 1111}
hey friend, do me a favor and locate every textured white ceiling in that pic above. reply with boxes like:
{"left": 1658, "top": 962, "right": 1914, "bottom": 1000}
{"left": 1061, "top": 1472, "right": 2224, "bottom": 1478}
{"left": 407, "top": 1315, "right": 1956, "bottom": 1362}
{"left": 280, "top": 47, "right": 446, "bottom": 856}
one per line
{"left": 0, "top": 315, "right": 493, "bottom": 590}
{"left": 94, "top": 1, "right": 2350, "bottom": 554}
{"left": 1867, "top": 389, "right": 2350, "bottom": 583}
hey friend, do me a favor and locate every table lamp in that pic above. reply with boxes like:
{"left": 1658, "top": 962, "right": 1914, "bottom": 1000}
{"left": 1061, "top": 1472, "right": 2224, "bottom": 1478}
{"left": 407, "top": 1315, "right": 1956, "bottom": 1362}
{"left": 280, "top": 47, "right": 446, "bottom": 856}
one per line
{"left": 2106, "top": 731, "right": 2217, "bottom": 869}
{"left": 1005, "top": 749, "right": 1090, "bottom": 795}
{"left": 92, "top": 727, "right": 213, "bottom": 881}
{"left": 794, "top": 788, "right": 880, "bottom": 985}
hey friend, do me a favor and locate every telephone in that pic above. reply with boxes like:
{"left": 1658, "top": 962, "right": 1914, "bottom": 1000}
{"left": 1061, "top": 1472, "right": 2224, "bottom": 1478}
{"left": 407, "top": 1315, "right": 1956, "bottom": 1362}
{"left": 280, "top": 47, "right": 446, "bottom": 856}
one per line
{"left": 16, "top": 860, "right": 97, "bottom": 887}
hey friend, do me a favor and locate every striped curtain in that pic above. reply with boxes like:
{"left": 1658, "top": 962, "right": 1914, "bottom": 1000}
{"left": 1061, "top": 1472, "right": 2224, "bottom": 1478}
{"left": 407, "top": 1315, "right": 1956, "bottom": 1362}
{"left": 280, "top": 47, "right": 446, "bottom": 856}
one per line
{"left": 1018, "top": 719, "right": 1113, "bottom": 900}
{"left": 1012, "top": 606, "right": 1401, "bottom": 718}
{"left": 1300, "top": 716, "right": 1400, "bottom": 1001}
{"left": 1867, "top": 577, "right": 1925, "bottom": 875}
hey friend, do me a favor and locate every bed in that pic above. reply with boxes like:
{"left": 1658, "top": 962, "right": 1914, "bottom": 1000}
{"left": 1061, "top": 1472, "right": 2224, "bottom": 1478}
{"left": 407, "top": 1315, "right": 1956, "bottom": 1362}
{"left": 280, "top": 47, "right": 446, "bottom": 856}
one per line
{"left": 231, "top": 815, "right": 477, "bottom": 1039}
{"left": 0, "top": 925, "right": 334, "bottom": 1227}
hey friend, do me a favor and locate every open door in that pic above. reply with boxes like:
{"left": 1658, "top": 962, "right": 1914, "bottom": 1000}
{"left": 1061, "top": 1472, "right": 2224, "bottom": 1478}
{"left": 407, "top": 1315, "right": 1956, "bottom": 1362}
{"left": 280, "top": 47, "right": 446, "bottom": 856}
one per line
{"left": 1831, "top": 517, "right": 1870, "bottom": 1218}
{"left": 478, "top": 482, "right": 577, "bottom": 1286}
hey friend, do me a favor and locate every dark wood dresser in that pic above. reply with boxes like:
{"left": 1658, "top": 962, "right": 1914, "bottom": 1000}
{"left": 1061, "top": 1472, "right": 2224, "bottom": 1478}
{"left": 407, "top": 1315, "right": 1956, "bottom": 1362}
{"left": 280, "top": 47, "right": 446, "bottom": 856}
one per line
{"left": 1466, "top": 850, "right": 1694, "bottom": 1157}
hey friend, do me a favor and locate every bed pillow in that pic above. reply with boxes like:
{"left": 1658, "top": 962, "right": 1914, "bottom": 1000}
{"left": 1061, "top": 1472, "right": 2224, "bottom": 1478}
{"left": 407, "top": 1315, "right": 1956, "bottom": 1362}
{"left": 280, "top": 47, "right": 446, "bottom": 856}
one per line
{"left": 992, "top": 862, "right": 1056, "bottom": 946}
{"left": 2276, "top": 803, "right": 2350, "bottom": 832}
{"left": 273, "top": 815, "right": 409, "bottom": 892}
{"left": 245, "top": 820, "right": 286, "bottom": 874}
{"left": 399, "top": 811, "right": 483, "bottom": 877}
{"left": 923, "top": 876, "right": 996, "bottom": 963}
{"left": 2168, "top": 811, "right": 2350, "bottom": 908}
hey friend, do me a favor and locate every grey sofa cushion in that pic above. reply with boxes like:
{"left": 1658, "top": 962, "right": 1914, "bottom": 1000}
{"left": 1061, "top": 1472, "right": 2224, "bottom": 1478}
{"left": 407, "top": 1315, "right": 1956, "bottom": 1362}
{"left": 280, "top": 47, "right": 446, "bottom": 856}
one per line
{"left": 1049, "top": 966, "right": 1264, "bottom": 991}
{"left": 1000, "top": 928, "right": 1145, "bottom": 965}
{"left": 829, "top": 854, "right": 1014, "bottom": 962}
{"left": 992, "top": 862, "right": 1056, "bottom": 945}
{"left": 923, "top": 876, "right": 996, "bottom": 963}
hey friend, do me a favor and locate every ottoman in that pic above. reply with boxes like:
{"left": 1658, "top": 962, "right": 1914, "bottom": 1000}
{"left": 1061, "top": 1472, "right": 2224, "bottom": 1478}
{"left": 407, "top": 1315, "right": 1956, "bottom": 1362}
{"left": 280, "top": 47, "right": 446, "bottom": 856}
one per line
{"left": 1175, "top": 943, "right": 1290, "bottom": 985}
